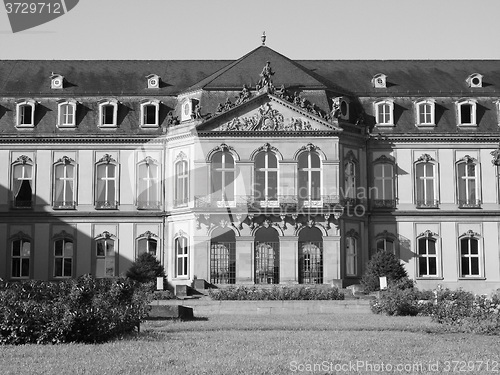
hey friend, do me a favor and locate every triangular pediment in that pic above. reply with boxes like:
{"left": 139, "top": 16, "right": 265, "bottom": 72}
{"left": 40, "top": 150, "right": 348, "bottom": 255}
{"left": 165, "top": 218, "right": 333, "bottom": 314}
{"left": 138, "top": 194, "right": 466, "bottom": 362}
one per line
{"left": 196, "top": 94, "right": 342, "bottom": 134}
{"left": 186, "top": 46, "right": 329, "bottom": 92}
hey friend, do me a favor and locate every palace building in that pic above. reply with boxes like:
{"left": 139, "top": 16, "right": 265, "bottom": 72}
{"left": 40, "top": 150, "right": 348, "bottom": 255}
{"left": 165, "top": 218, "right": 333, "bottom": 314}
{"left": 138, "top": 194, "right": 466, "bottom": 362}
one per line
{"left": 1, "top": 37, "right": 500, "bottom": 294}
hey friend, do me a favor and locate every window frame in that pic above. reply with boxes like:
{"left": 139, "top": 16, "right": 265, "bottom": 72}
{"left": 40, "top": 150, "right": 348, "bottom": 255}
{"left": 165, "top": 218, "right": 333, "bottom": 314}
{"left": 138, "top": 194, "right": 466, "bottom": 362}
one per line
{"left": 11, "top": 155, "right": 34, "bottom": 209}
{"left": 458, "top": 230, "right": 482, "bottom": 278}
{"left": 375, "top": 230, "right": 398, "bottom": 256}
{"left": 57, "top": 100, "right": 77, "bottom": 128}
{"left": 345, "top": 229, "right": 358, "bottom": 277}
{"left": 414, "top": 154, "right": 438, "bottom": 208}
{"left": 211, "top": 150, "right": 236, "bottom": 206}
{"left": 53, "top": 156, "right": 77, "bottom": 209}
{"left": 415, "top": 99, "right": 435, "bottom": 127}
{"left": 297, "top": 149, "right": 322, "bottom": 205}
{"left": 456, "top": 155, "right": 481, "bottom": 208}
{"left": 137, "top": 156, "right": 160, "bottom": 210}
{"left": 372, "top": 155, "right": 396, "bottom": 208}
{"left": 456, "top": 99, "right": 477, "bottom": 126}
{"left": 254, "top": 150, "right": 279, "bottom": 205}
{"left": 98, "top": 99, "right": 118, "bottom": 127}
{"left": 140, "top": 100, "right": 160, "bottom": 128}
{"left": 174, "top": 157, "right": 189, "bottom": 207}
{"left": 16, "top": 100, "right": 36, "bottom": 128}
{"left": 94, "top": 231, "right": 117, "bottom": 278}
{"left": 10, "top": 232, "right": 32, "bottom": 279}
{"left": 374, "top": 100, "right": 394, "bottom": 126}
{"left": 136, "top": 231, "right": 159, "bottom": 259}
{"left": 343, "top": 151, "right": 358, "bottom": 203}
{"left": 175, "top": 234, "right": 189, "bottom": 278}
{"left": 52, "top": 231, "right": 74, "bottom": 279}
{"left": 95, "top": 154, "right": 119, "bottom": 209}
{"left": 416, "top": 231, "right": 440, "bottom": 278}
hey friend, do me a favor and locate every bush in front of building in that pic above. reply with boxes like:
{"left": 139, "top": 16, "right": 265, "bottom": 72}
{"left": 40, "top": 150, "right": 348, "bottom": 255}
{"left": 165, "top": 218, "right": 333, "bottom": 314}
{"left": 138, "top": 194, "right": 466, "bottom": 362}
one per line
{"left": 361, "top": 250, "right": 408, "bottom": 293}
{"left": 126, "top": 253, "right": 166, "bottom": 285}
{"left": 431, "top": 289, "right": 500, "bottom": 335}
{"left": 0, "top": 275, "right": 152, "bottom": 345}
{"left": 208, "top": 285, "right": 344, "bottom": 300}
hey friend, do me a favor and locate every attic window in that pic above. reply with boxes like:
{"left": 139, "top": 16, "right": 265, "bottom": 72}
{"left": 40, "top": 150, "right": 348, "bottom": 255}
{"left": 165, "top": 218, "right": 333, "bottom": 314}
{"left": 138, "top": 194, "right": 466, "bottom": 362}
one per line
{"left": 466, "top": 73, "right": 483, "bottom": 88}
{"left": 99, "top": 100, "right": 118, "bottom": 127}
{"left": 146, "top": 74, "right": 160, "bottom": 89}
{"left": 140, "top": 100, "right": 160, "bottom": 127}
{"left": 57, "top": 100, "right": 77, "bottom": 128}
{"left": 372, "top": 73, "right": 387, "bottom": 88}
{"left": 51, "top": 73, "right": 64, "bottom": 89}
{"left": 16, "top": 100, "right": 36, "bottom": 128}
{"left": 456, "top": 99, "right": 477, "bottom": 126}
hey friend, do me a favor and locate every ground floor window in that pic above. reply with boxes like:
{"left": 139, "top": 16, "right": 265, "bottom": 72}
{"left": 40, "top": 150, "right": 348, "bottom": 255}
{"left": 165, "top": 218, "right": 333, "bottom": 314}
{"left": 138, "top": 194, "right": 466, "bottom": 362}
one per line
{"left": 12, "top": 238, "right": 31, "bottom": 278}
{"left": 298, "top": 226, "right": 323, "bottom": 284}
{"left": 210, "top": 242, "right": 236, "bottom": 284}
{"left": 418, "top": 236, "right": 438, "bottom": 277}
{"left": 255, "top": 242, "right": 279, "bottom": 284}
{"left": 460, "top": 236, "right": 480, "bottom": 277}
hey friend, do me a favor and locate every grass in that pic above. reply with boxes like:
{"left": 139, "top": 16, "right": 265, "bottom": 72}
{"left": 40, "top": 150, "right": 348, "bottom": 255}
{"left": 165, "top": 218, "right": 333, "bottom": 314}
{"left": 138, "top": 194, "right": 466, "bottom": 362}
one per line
{"left": 1, "top": 312, "right": 499, "bottom": 374}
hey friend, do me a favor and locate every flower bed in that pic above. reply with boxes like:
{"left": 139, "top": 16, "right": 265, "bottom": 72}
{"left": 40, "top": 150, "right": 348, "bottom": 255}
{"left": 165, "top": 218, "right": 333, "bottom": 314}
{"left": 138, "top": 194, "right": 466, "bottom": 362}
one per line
{"left": 208, "top": 285, "right": 344, "bottom": 301}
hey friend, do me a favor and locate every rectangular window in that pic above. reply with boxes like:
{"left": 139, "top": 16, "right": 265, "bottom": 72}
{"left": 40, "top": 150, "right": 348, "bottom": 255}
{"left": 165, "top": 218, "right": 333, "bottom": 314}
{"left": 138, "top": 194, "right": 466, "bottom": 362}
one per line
{"left": 377, "top": 102, "right": 392, "bottom": 124}
{"left": 460, "top": 104, "right": 472, "bottom": 124}
{"left": 143, "top": 104, "right": 157, "bottom": 126}
{"left": 457, "top": 162, "right": 479, "bottom": 208}
{"left": 176, "top": 237, "right": 188, "bottom": 277}
{"left": 210, "top": 242, "right": 236, "bottom": 284}
{"left": 460, "top": 237, "right": 480, "bottom": 277}
{"left": 96, "top": 163, "right": 117, "bottom": 209}
{"left": 102, "top": 105, "right": 115, "bottom": 125}
{"left": 54, "top": 239, "right": 73, "bottom": 277}
{"left": 255, "top": 242, "right": 280, "bottom": 284}
{"left": 138, "top": 161, "right": 159, "bottom": 209}
{"left": 345, "top": 237, "right": 357, "bottom": 276}
{"left": 12, "top": 163, "right": 33, "bottom": 208}
{"left": 11, "top": 239, "right": 30, "bottom": 278}
{"left": 418, "top": 103, "right": 433, "bottom": 124}
{"left": 137, "top": 238, "right": 157, "bottom": 258}
{"left": 373, "top": 162, "right": 395, "bottom": 208}
{"left": 54, "top": 163, "right": 75, "bottom": 209}
{"left": 96, "top": 238, "right": 115, "bottom": 278}
{"left": 415, "top": 162, "right": 436, "bottom": 207}
{"left": 418, "top": 237, "right": 437, "bottom": 277}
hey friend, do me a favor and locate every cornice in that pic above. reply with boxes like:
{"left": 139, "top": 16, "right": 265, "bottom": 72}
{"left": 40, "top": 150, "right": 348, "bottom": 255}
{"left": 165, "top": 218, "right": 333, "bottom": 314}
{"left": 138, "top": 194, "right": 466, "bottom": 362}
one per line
{"left": 368, "top": 133, "right": 500, "bottom": 143}
{"left": 196, "top": 130, "right": 340, "bottom": 137}
{"left": 0, "top": 135, "right": 165, "bottom": 144}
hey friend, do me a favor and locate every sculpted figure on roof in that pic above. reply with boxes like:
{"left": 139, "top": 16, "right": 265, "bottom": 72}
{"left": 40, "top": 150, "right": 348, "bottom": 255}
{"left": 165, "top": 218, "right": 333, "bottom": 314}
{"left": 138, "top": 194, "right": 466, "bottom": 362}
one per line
{"left": 258, "top": 61, "right": 275, "bottom": 88}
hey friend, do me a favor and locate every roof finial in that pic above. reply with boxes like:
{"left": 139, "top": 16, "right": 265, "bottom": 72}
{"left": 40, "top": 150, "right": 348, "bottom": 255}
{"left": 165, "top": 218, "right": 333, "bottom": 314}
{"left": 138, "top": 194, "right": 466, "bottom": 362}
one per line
{"left": 261, "top": 31, "right": 266, "bottom": 46}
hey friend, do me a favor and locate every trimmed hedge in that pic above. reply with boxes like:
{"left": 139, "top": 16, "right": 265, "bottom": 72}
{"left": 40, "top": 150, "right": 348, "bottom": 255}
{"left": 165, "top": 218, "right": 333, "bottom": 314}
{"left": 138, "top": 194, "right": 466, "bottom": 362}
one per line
{"left": 0, "top": 275, "right": 152, "bottom": 345}
{"left": 208, "top": 285, "right": 344, "bottom": 300}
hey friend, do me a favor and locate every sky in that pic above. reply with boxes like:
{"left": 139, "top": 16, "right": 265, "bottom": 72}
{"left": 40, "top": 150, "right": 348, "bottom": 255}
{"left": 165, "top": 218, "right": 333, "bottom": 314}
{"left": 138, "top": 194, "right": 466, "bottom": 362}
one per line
{"left": 1, "top": 0, "right": 500, "bottom": 60}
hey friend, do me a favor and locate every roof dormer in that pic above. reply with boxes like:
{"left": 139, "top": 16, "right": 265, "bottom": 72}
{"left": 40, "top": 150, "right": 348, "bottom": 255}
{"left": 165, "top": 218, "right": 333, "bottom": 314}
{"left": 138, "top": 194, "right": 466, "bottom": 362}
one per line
{"left": 372, "top": 73, "right": 387, "bottom": 88}
{"left": 466, "top": 73, "right": 483, "bottom": 88}
{"left": 146, "top": 74, "right": 160, "bottom": 89}
{"left": 50, "top": 73, "right": 64, "bottom": 89}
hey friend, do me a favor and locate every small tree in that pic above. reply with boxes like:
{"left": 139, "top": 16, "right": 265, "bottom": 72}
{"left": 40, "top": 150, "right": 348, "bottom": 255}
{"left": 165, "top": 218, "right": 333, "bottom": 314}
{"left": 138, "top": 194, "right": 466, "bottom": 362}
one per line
{"left": 126, "top": 253, "right": 165, "bottom": 284}
{"left": 361, "top": 250, "right": 408, "bottom": 293}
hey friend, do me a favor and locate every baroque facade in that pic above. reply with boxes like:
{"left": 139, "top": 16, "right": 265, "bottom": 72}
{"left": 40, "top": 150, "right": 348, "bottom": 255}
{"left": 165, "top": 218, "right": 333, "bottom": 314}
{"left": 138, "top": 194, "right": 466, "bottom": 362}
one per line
{"left": 1, "top": 40, "right": 500, "bottom": 294}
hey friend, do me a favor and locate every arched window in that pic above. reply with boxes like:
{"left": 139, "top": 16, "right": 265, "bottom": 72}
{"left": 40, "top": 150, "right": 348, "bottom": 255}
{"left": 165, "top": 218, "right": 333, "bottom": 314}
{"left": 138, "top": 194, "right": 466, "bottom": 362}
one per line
{"left": 298, "top": 150, "right": 321, "bottom": 204}
{"left": 345, "top": 230, "right": 358, "bottom": 277}
{"left": 16, "top": 99, "right": 36, "bottom": 127}
{"left": 415, "top": 100, "right": 435, "bottom": 126}
{"left": 211, "top": 151, "right": 235, "bottom": 203}
{"left": 136, "top": 231, "right": 159, "bottom": 258}
{"left": 459, "top": 231, "right": 481, "bottom": 277}
{"left": 298, "top": 226, "right": 323, "bottom": 284}
{"left": 174, "top": 159, "right": 189, "bottom": 207}
{"left": 137, "top": 157, "right": 159, "bottom": 209}
{"left": 210, "top": 227, "right": 236, "bottom": 284}
{"left": 456, "top": 156, "right": 480, "bottom": 208}
{"left": 254, "top": 225, "right": 279, "bottom": 284}
{"left": 376, "top": 230, "right": 397, "bottom": 255}
{"left": 140, "top": 100, "right": 160, "bottom": 127}
{"left": 57, "top": 100, "right": 77, "bottom": 127}
{"left": 374, "top": 100, "right": 394, "bottom": 125}
{"left": 53, "top": 156, "right": 76, "bottom": 209}
{"left": 417, "top": 231, "right": 438, "bottom": 277}
{"left": 95, "top": 231, "right": 116, "bottom": 278}
{"left": 414, "top": 154, "right": 437, "bottom": 208}
{"left": 98, "top": 99, "right": 118, "bottom": 127}
{"left": 175, "top": 235, "right": 189, "bottom": 278}
{"left": 254, "top": 151, "right": 278, "bottom": 204}
{"left": 372, "top": 155, "right": 396, "bottom": 208}
{"left": 11, "top": 233, "right": 31, "bottom": 279}
{"left": 95, "top": 154, "right": 118, "bottom": 209}
{"left": 12, "top": 155, "right": 34, "bottom": 209}
{"left": 53, "top": 232, "right": 74, "bottom": 278}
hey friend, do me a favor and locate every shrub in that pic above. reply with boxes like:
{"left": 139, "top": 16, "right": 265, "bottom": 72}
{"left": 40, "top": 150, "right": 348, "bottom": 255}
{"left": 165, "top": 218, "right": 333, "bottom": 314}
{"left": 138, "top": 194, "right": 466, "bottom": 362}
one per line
{"left": 361, "top": 250, "right": 408, "bottom": 293}
{"left": 126, "top": 253, "right": 165, "bottom": 285}
{"left": 0, "top": 275, "right": 152, "bottom": 345}
{"left": 208, "top": 285, "right": 344, "bottom": 301}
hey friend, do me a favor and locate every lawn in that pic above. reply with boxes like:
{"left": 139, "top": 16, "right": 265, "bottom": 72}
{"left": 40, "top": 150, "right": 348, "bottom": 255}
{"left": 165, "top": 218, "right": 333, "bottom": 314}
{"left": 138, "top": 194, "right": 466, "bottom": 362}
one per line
{"left": 1, "top": 312, "right": 499, "bottom": 375}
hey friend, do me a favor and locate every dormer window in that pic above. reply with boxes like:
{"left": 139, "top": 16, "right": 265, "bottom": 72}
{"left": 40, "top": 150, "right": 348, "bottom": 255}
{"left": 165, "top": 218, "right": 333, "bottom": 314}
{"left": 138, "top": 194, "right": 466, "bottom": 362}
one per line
{"left": 140, "top": 99, "right": 160, "bottom": 128}
{"left": 466, "top": 73, "right": 483, "bottom": 88}
{"left": 372, "top": 73, "right": 387, "bottom": 88}
{"left": 456, "top": 99, "right": 477, "bottom": 126}
{"left": 180, "top": 98, "right": 199, "bottom": 122}
{"left": 146, "top": 74, "right": 160, "bottom": 89}
{"left": 374, "top": 100, "right": 394, "bottom": 126}
{"left": 51, "top": 73, "right": 64, "bottom": 89}
{"left": 415, "top": 99, "right": 435, "bottom": 126}
{"left": 57, "top": 99, "right": 77, "bottom": 128}
{"left": 332, "top": 97, "right": 350, "bottom": 120}
{"left": 16, "top": 99, "right": 36, "bottom": 128}
{"left": 99, "top": 99, "right": 118, "bottom": 127}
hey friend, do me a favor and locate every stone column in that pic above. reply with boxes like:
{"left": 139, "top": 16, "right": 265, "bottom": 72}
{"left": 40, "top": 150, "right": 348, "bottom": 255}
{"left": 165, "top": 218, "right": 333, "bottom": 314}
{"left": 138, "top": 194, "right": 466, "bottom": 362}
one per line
{"left": 193, "top": 235, "right": 210, "bottom": 281}
{"left": 279, "top": 236, "right": 299, "bottom": 284}
{"left": 236, "top": 236, "right": 254, "bottom": 284}
{"left": 323, "top": 235, "right": 341, "bottom": 284}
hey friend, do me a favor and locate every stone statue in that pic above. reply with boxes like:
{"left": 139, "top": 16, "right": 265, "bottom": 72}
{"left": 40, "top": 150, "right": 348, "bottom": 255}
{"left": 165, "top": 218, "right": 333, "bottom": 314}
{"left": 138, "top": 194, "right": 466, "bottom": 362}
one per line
{"left": 258, "top": 61, "right": 275, "bottom": 88}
